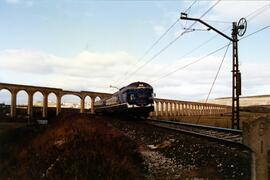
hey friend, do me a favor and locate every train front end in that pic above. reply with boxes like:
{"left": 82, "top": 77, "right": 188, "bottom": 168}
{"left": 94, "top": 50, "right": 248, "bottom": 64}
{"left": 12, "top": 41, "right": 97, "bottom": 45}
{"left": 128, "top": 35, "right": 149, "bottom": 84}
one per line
{"left": 125, "top": 82, "right": 154, "bottom": 118}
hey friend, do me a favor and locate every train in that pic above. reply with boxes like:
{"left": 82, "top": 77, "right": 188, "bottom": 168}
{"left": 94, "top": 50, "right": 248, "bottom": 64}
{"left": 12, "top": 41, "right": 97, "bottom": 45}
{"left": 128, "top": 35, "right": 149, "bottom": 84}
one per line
{"left": 94, "top": 82, "right": 155, "bottom": 118}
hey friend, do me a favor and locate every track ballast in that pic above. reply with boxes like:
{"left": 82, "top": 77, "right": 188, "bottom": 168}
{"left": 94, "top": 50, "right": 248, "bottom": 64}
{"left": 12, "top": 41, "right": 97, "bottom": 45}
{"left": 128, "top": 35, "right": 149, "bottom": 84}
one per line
{"left": 145, "top": 119, "right": 245, "bottom": 147}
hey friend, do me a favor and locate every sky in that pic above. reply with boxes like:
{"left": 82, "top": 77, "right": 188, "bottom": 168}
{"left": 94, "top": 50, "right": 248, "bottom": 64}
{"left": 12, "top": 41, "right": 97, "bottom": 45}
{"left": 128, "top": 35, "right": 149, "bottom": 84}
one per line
{"left": 0, "top": 0, "right": 270, "bottom": 104}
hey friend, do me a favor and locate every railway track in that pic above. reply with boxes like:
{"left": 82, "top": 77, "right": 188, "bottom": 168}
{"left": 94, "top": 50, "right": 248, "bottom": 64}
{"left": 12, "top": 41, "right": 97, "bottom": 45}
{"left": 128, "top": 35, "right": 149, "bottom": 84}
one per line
{"left": 145, "top": 119, "right": 244, "bottom": 146}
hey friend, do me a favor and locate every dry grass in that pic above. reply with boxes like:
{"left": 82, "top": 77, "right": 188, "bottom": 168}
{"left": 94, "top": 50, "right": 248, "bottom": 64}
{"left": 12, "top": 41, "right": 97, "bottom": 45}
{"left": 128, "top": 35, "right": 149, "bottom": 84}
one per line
{"left": 0, "top": 113, "right": 145, "bottom": 179}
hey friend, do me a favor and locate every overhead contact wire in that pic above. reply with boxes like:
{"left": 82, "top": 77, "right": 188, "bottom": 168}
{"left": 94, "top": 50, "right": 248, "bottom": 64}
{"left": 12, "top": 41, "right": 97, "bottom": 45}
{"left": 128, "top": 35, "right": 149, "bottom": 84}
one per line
{"left": 150, "top": 42, "right": 231, "bottom": 83}
{"left": 150, "top": 3, "right": 269, "bottom": 84}
{"left": 196, "top": 43, "right": 230, "bottom": 124}
{"left": 118, "top": 0, "right": 221, "bottom": 86}
{"left": 239, "top": 25, "right": 270, "bottom": 41}
{"left": 113, "top": 18, "right": 180, "bottom": 85}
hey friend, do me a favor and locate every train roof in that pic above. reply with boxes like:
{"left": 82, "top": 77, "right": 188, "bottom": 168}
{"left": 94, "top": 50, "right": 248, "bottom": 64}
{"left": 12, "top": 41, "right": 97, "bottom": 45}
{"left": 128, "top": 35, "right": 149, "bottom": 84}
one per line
{"left": 126, "top": 82, "right": 152, "bottom": 88}
{"left": 119, "top": 81, "right": 152, "bottom": 91}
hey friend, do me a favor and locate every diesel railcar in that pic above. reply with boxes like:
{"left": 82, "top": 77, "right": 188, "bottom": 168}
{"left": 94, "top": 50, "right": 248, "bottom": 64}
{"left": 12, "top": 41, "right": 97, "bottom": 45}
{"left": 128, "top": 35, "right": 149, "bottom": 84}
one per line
{"left": 94, "top": 82, "right": 154, "bottom": 118}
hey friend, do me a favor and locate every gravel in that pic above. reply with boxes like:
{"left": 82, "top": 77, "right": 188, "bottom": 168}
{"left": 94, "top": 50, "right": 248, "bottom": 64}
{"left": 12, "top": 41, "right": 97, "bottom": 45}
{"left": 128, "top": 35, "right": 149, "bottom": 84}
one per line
{"left": 107, "top": 117, "right": 251, "bottom": 179}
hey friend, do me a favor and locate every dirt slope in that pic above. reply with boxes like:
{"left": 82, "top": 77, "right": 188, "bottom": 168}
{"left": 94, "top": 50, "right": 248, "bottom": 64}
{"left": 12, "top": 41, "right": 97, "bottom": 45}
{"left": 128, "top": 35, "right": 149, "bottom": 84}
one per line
{"left": 0, "top": 114, "right": 145, "bottom": 179}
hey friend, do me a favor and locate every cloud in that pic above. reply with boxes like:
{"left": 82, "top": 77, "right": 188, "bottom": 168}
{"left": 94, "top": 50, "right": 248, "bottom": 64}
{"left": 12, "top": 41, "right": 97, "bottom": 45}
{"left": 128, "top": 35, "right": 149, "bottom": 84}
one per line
{"left": 0, "top": 49, "right": 269, "bottom": 102}
{"left": 0, "top": 49, "right": 57, "bottom": 74}
{"left": 0, "top": 49, "right": 135, "bottom": 92}
{"left": 5, "top": 0, "right": 19, "bottom": 4}
{"left": 5, "top": 0, "right": 33, "bottom": 6}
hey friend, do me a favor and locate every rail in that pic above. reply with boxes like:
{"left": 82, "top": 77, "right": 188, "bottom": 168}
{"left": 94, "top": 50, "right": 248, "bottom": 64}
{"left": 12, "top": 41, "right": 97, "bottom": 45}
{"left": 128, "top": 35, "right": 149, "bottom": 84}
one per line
{"left": 145, "top": 118, "right": 246, "bottom": 148}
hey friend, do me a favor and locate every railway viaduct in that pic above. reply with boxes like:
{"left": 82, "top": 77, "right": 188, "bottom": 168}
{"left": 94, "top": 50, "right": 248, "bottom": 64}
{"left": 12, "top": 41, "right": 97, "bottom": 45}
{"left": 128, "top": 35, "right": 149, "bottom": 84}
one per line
{"left": 0, "top": 82, "right": 111, "bottom": 118}
{"left": 0, "top": 82, "right": 230, "bottom": 119}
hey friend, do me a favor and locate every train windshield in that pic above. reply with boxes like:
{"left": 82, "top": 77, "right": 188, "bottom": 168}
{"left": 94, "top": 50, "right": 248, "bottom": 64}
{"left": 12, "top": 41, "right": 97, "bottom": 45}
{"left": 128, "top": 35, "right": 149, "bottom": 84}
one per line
{"left": 127, "top": 88, "right": 153, "bottom": 106}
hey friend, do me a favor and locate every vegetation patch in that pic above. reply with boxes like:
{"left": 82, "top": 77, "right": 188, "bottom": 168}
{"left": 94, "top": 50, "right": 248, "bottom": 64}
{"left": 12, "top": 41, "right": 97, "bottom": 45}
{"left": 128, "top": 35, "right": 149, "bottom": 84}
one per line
{"left": 0, "top": 114, "right": 145, "bottom": 179}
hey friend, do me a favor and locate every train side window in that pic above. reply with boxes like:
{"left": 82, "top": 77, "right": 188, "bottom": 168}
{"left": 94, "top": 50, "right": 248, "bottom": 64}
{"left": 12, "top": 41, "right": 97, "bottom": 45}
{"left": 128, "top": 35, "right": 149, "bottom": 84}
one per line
{"left": 130, "top": 94, "right": 135, "bottom": 100}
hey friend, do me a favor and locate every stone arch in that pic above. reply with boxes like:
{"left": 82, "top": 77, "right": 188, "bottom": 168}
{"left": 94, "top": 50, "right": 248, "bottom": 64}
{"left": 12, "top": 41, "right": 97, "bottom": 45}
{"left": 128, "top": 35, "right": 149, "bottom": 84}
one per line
{"left": 33, "top": 91, "right": 44, "bottom": 107}
{"left": 94, "top": 96, "right": 101, "bottom": 102}
{"left": 93, "top": 96, "right": 102, "bottom": 113}
{"left": 48, "top": 92, "right": 57, "bottom": 107}
{"left": 84, "top": 96, "right": 92, "bottom": 111}
{"left": 0, "top": 88, "right": 12, "bottom": 118}
{"left": 61, "top": 94, "right": 81, "bottom": 113}
{"left": 16, "top": 90, "right": 28, "bottom": 105}
{"left": 16, "top": 90, "right": 28, "bottom": 117}
{"left": 0, "top": 88, "right": 11, "bottom": 105}
{"left": 47, "top": 92, "right": 57, "bottom": 117}
{"left": 33, "top": 91, "right": 44, "bottom": 118}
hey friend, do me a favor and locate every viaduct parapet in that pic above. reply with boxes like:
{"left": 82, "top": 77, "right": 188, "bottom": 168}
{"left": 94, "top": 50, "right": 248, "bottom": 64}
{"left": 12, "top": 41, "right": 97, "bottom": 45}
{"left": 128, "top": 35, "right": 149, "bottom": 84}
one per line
{"left": 151, "top": 98, "right": 231, "bottom": 118}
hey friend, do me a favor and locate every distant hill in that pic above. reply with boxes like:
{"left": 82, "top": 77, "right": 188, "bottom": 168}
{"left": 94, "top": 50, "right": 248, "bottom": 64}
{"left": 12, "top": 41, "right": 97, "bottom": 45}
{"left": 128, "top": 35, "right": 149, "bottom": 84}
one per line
{"left": 208, "top": 95, "right": 270, "bottom": 106}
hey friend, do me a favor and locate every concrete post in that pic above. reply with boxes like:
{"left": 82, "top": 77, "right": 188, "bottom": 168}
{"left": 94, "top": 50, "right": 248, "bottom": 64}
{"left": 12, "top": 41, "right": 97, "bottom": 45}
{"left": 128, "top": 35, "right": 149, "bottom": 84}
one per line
{"left": 201, "top": 105, "right": 204, "bottom": 116}
{"left": 190, "top": 104, "right": 194, "bottom": 116}
{"left": 10, "top": 90, "right": 17, "bottom": 118}
{"left": 27, "top": 92, "right": 33, "bottom": 117}
{"left": 169, "top": 102, "right": 173, "bottom": 117}
{"left": 56, "top": 95, "right": 61, "bottom": 115}
{"left": 243, "top": 117, "right": 270, "bottom": 180}
{"left": 187, "top": 104, "right": 190, "bottom": 116}
{"left": 165, "top": 102, "right": 168, "bottom": 117}
{"left": 174, "top": 103, "right": 177, "bottom": 117}
{"left": 176, "top": 103, "right": 179, "bottom": 117}
{"left": 180, "top": 104, "right": 183, "bottom": 116}
{"left": 90, "top": 97, "right": 94, "bottom": 114}
{"left": 80, "top": 97, "right": 85, "bottom": 113}
{"left": 169, "top": 103, "right": 172, "bottom": 117}
{"left": 42, "top": 93, "right": 48, "bottom": 118}
{"left": 155, "top": 101, "right": 159, "bottom": 117}
{"left": 186, "top": 104, "right": 188, "bottom": 116}
{"left": 160, "top": 102, "right": 164, "bottom": 116}
{"left": 198, "top": 105, "right": 201, "bottom": 116}
{"left": 188, "top": 104, "right": 192, "bottom": 116}
{"left": 178, "top": 103, "right": 181, "bottom": 116}
{"left": 183, "top": 104, "right": 186, "bottom": 116}
{"left": 166, "top": 102, "right": 170, "bottom": 117}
